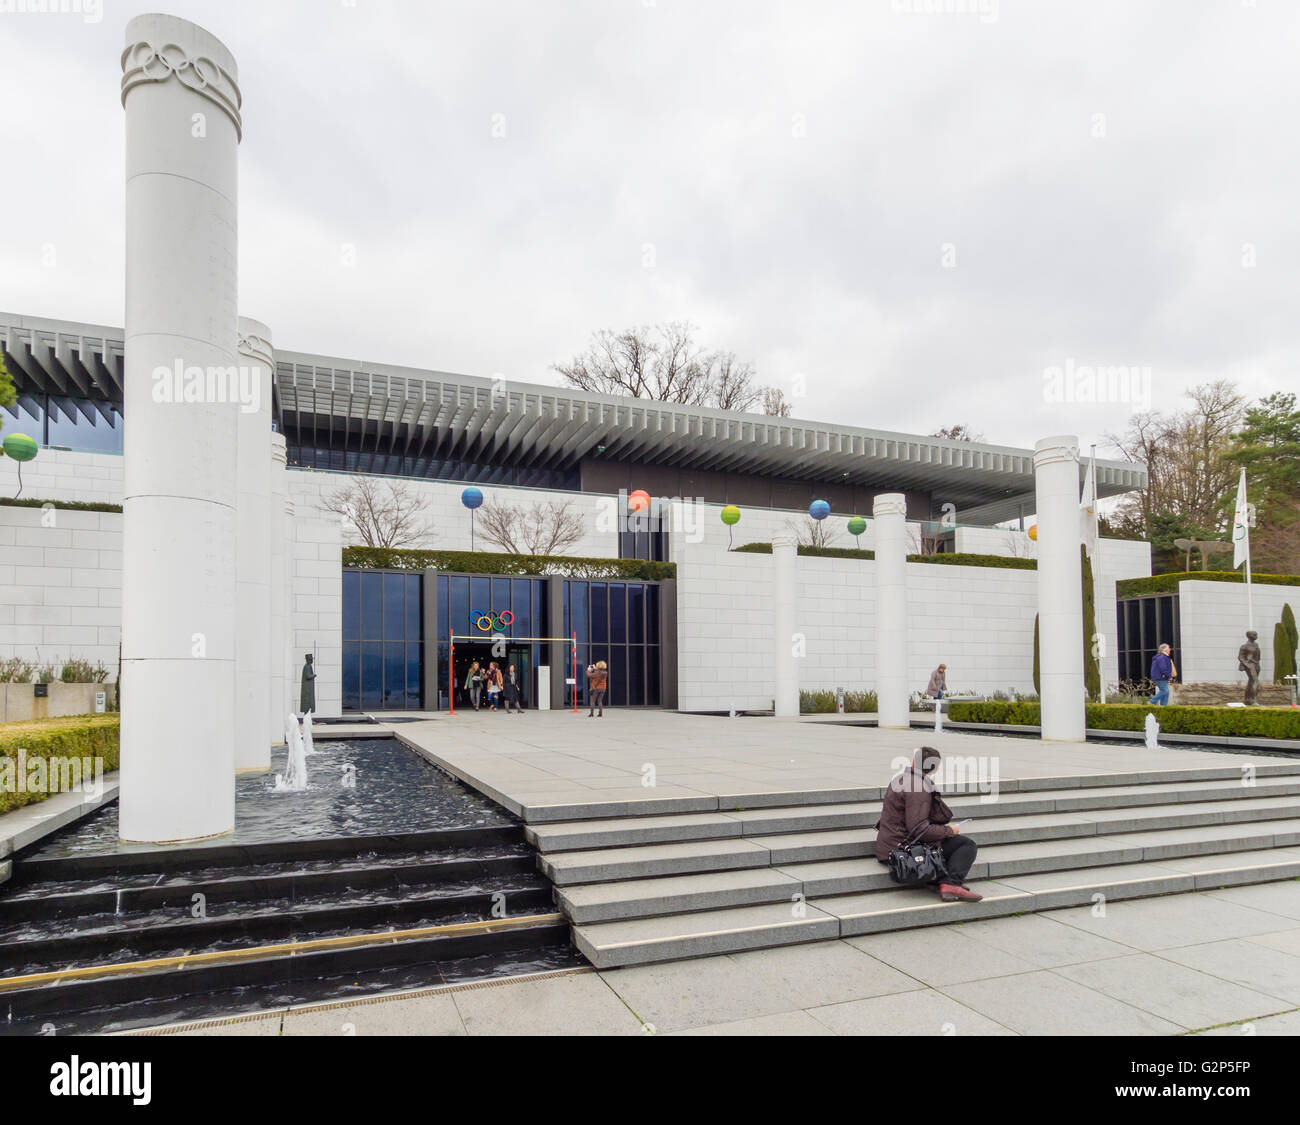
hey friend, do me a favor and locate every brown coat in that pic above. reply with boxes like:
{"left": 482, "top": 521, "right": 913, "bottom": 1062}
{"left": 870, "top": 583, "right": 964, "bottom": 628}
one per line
{"left": 874, "top": 766, "right": 954, "bottom": 861}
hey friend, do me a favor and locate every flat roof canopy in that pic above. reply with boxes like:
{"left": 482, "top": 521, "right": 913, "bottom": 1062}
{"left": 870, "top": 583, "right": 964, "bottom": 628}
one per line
{"left": 1, "top": 311, "right": 1146, "bottom": 525}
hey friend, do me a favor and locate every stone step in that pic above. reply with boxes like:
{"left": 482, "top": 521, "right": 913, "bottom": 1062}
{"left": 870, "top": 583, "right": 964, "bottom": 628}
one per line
{"left": 573, "top": 849, "right": 1300, "bottom": 968}
{"left": 555, "top": 823, "right": 1300, "bottom": 923}
{"left": 519, "top": 762, "right": 1300, "bottom": 822}
{"left": 527, "top": 777, "right": 1300, "bottom": 853}
{"left": 541, "top": 802, "right": 1300, "bottom": 885}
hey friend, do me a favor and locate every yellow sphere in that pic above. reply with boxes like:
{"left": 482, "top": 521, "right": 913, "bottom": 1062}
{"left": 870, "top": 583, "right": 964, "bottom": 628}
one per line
{"left": 1027, "top": 524, "right": 1038, "bottom": 541}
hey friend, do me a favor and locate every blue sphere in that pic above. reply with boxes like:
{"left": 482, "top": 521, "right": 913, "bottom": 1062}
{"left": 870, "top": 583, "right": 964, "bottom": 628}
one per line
{"left": 809, "top": 499, "right": 830, "bottom": 521}
{"left": 461, "top": 487, "right": 484, "bottom": 510}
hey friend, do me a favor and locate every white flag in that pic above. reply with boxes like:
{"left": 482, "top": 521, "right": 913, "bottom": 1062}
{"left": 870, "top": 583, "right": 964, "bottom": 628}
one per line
{"left": 1079, "top": 455, "right": 1098, "bottom": 558}
{"left": 1232, "top": 468, "right": 1250, "bottom": 569}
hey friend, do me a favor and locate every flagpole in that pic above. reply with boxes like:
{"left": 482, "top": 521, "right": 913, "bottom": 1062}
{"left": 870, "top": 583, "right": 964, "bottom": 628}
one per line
{"left": 1246, "top": 516, "right": 1254, "bottom": 633}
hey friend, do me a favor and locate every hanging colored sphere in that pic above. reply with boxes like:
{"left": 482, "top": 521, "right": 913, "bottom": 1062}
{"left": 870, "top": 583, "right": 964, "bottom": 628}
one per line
{"left": 847, "top": 516, "right": 867, "bottom": 536}
{"left": 461, "top": 487, "right": 484, "bottom": 510}
{"left": 809, "top": 499, "right": 831, "bottom": 521}
{"left": 720, "top": 505, "right": 741, "bottom": 526}
{"left": 1027, "top": 524, "right": 1038, "bottom": 541}
{"left": 1, "top": 433, "right": 37, "bottom": 462}
{"left": 628, "top": 489, "right": 651, "bottom": 513}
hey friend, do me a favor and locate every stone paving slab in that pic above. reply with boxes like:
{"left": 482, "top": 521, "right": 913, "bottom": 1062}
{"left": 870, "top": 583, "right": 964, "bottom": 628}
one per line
{"left": 392, "top": 711, "right": 1300, "bottom": 824}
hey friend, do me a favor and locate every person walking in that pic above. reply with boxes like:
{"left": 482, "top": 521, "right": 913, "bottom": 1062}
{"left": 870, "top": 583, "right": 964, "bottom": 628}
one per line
{"left": 464, "top": 661, "right": 483, "bottom": 711}
{"left": 925, "top": 663, "right": 947, "bottom": 699}
{"left": 485, "top": 661, "right": 503, "bottom": 712}
{"left": 875, "top": 746, "right": 981, "bottom": 902}
{"left": 588, "top": 660, "right": 608, "bottom": 717}
{"left": 1148, "top": 644, "right": 1176, "bottom": 706}
{"left": 504, "top": 663, "right": 524, "bottom": 714}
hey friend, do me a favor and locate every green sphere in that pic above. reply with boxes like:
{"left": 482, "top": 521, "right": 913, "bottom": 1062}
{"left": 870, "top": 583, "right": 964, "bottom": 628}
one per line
{"left": 1, "top": 433, "right": 38, "bottom": 462}
{"left": 847, "top": 516, "right": 867, "bottom": 536}
{"left": 720, "top": 505, "right": 741, "bottom": 526}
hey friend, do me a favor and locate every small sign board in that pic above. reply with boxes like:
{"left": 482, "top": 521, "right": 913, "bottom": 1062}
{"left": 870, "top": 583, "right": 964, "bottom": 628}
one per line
{"left": 95, "top": 691, "right": 107, "bottom": 713}
{"left": 565, "top": 678, "right": 576, "bottom": 685}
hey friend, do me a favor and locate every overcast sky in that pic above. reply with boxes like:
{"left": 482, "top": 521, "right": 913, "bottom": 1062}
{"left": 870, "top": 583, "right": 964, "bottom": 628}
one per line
{"left": 2, "top": 0, "right": 1297, "bottom": 458}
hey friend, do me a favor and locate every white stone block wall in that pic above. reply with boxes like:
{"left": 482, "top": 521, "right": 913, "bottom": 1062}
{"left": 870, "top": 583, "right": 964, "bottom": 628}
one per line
{"left": 288, "top": 487, "right": 343, "bottom": 717}
{"left": 0, "top": 505, "right": 121, "bottom": 672}
{"left": 1094, "top": 537, "right": 1152, "bottom": 691}
{"left": 1178, "top": 580, "right": 1297, "bottom": 685}
{"left": 3, "top": 449, "right": 124, "bottom": 506}
{"left": 674, "top": 544, "right": 1040, "bottom": 712}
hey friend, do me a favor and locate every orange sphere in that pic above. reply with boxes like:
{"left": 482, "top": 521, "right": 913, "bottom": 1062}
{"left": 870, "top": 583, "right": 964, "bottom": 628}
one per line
{"left": 1027, "top": 524, "right": 1038, "bottom": 541}
{"left": 628, "top": 489, "right": 651, "bottom": 512}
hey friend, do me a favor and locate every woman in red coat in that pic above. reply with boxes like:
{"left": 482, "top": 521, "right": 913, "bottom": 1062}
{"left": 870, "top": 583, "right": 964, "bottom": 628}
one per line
{"left": 875, "top": 746, "right": 982, "bottom": 902}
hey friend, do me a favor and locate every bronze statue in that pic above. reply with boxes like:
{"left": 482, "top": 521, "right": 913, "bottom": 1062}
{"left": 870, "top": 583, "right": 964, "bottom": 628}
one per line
{"left": 300, "top": 653, "right": 316, "bottom": 714}
{"left": 1238, "top": 631, "right": 1261, "bottom": 706}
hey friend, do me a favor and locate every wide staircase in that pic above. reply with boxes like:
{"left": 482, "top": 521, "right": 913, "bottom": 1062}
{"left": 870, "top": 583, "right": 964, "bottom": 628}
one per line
{"left": 527, "top": 761, "right": 1300, "bottom": 969}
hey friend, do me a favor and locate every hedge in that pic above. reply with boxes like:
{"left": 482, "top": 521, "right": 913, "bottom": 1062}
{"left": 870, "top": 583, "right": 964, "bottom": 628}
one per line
{"left": 731, "top": 543, "right": 1036, "bottom": 570}
{"left": 341, "top": 546, "right": 675, "bottom": 582}
{"left": 0, "top": 714, "right": 120, "bottom": 815}
{"left": 946, "top": 700, "right": 1300, "bottom": 740}
{"left": 1118, "top": 571, "right": 1300, "bottom": 598}
{"left": 0, "top": 497, "right": 122, "bottom": 513}
{"left": 800, "top": 688, "right": 878, "bottom": 713}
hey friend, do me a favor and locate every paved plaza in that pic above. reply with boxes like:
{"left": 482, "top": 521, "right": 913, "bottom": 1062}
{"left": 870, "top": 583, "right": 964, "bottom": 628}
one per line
{"left": 153, "top": 884, "right": 1300, "bottom": 1036}
{"left": 389, "top": 710, "right": 1288, "bottom": 822}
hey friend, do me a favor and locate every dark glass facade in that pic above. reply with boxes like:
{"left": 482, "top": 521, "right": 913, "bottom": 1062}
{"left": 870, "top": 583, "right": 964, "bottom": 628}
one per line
{"left": 1116, "top": 594, "right": 1180, "bottom": 685}
{"left": 3, "top": 395, "right": 123, "bottom": 454}
{"left": 434, "top": 575, "right": 549, "bottom": 710}
{"left": 286, "top": 442, "right": 578, "bottom": 491}
{"left": 341, "top": 570, "right": 424, "bottom": 710}
{"left": 564, "top": 580, "right": 661, "bottom": 707}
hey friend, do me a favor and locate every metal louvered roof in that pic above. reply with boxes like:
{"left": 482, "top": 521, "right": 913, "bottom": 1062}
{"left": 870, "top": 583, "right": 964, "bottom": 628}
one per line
{"left": 0, "top": 311, "right": 1147, "bottom": 524}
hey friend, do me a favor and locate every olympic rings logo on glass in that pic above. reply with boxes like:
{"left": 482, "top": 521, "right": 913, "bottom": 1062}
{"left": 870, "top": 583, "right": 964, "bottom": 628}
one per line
{"left": 471, "top": 609, "right": 514, "bottom": 633}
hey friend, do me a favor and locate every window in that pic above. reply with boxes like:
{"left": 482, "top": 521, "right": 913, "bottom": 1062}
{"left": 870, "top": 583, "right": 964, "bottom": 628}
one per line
{"left": 342, "top": 570, "right": 423, "bottom": 710}
{"left": 1116, "top": 594, "right": 1180, "bottom": 684}
{"left": 564, "top": 579, "right": 662, "bottom": 706}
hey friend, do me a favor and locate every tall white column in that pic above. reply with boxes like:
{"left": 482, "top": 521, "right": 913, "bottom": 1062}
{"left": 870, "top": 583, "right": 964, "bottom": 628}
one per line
{"left": 874, "top": 493, "right": 909, "bottom": 728}
{"left": 284, "top": 492, "right": 297, "bottom": 717}
{"left": 235, "top": 319, "right": 273, "bottom": 771}
{"left": 772, "top": 534, "right": 798, "bottom": 718}
{"left": 119, "top": 15, "right": 242, "bottom": 842}
{"left": 269, "top": 432, "right": 288, "bottom": 745}
{"left": 1035, "top": 436, "right": 1086, "bottom": 741}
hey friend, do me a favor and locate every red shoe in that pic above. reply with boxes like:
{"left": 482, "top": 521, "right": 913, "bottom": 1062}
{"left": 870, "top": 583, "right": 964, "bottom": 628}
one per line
{"left": 939, "top": 883, "right": 982, "bottom": 902}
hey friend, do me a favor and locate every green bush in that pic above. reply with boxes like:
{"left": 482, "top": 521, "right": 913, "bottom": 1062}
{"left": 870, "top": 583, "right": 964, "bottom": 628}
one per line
{"left": 1275, "top": 622, "right": 1296, "bottom": 685}
{"left": 0, "top": 497, "right": 122, "bottom": 513}
{"left": 1032, "top": 613, "right": 1040, "bottom": 696}
{"left": 730, "top": 543, "right": 1035, "bottom": 570}
{"left": 946, "top": 700, "right": 1300, "bottom": 740}
{"left": 1117, "top": 571, "right": 1300, "bottom": 598}
{"left": 0, "top": 715, "right": 120, "bottom": 815}
{"left": 1082, "top": 546, "right": 1100, "bottom": 702}
{"left": 799, "top": 688, "right": 877, "bottom": 713}
{"left": 342, "top": 546, "right": 675, "bottom": 582}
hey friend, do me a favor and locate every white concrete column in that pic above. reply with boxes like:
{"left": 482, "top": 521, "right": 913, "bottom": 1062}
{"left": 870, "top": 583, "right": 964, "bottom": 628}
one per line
{"left": 772, "top": 533, "right": 798, "bottom": 717}
{"left": 269, "top": 432, "right": 288, "bottom": 745}
{"left": 119, "top": 15, "right": 242, "bottom": 842}
{"left": 874, "top": 493, "right": 909, "bottom": 728}
{"left": 284, "top": 492, "right": 297, "bottom": 718}
{"left": 1034, "top": 435, "right": 1086, "bottom": 741}
{"left": 235, "top": 320, "right": 273, "bottom": 771}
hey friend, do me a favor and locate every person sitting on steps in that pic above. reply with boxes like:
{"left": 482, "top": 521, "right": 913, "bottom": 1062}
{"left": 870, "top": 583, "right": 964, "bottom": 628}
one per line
{"left": 874, "top": 746, "right": 981, "bottom": 902}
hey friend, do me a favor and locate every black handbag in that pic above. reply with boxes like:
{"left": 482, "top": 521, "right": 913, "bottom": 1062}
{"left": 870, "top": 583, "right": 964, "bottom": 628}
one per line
{"left": 883, "top": 818, "right": 949, "bottom": 886}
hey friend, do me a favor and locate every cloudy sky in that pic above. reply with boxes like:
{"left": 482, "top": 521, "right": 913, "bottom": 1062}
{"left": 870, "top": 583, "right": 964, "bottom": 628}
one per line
{"left": 2, "top": 0, "right": 1296, "bottom": 457}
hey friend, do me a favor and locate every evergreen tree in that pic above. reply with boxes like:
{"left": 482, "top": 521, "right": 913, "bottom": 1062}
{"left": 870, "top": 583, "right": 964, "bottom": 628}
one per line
{"left": 1082, "top": 546, "right": 1101, "bottom": 702}
{"left": 1032, "top": 613, "right": 1040, "bottom": 697}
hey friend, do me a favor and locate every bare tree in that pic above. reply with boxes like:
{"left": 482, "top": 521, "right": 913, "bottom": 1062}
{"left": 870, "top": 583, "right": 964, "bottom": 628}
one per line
{"left": 322, "top": 477, "right": 433, "bottom": 548}
{"left": 477, "top": 498, "right": 587, "bottom": 555}
{"left": 787, "top": 515, "right": 838, "bottom": 549}
{"left": 931, "top": 424, "right": 984, "bottom": 442}
{"left": 553, "top": 322, "right": 780, "bottom": 413}
{"left": 763, "top": 387, "right": 793, "bottom": 417}
{"left": 1106, "top": 380, "right": 1244, "bottom": 537}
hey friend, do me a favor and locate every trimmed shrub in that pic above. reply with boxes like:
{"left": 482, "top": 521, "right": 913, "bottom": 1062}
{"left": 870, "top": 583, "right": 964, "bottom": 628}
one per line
{"left": 799, "top": 689, "right": 877, "bottom": 713}
{"left": 0, "top": 497, "right": 122, "bottom": 513}
{"left": 946, "top": 700, "right": 1300, "bottom": 740}
{"left": 731, "top": 543, "right": 1035, "bottom": 570}
{"left": 1274, "top": 622, "right": 1294, "bottom": 684}
{"left": 0, "top": 714, "right": 120, "bottom": 815}
{"left": 342, "top": 546, "right": 675, "bottom": 582}
{"left": 1032, "top": 613, "right": 1040, "bottom": 697}
{"left": 1118, "top": 571, "right": 1300, "bottom": 598}
{"left": 1082, "top": 546, "right": 1100, "bottom": 702}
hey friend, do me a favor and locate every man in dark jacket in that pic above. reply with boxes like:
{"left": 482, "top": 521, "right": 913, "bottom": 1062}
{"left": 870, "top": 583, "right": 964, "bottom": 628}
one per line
{"left": 875, "top": 746, "right": 981, "bottom": 902}
{"left": 1148, "top": 644, "right": 1175, "bottom": 705}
